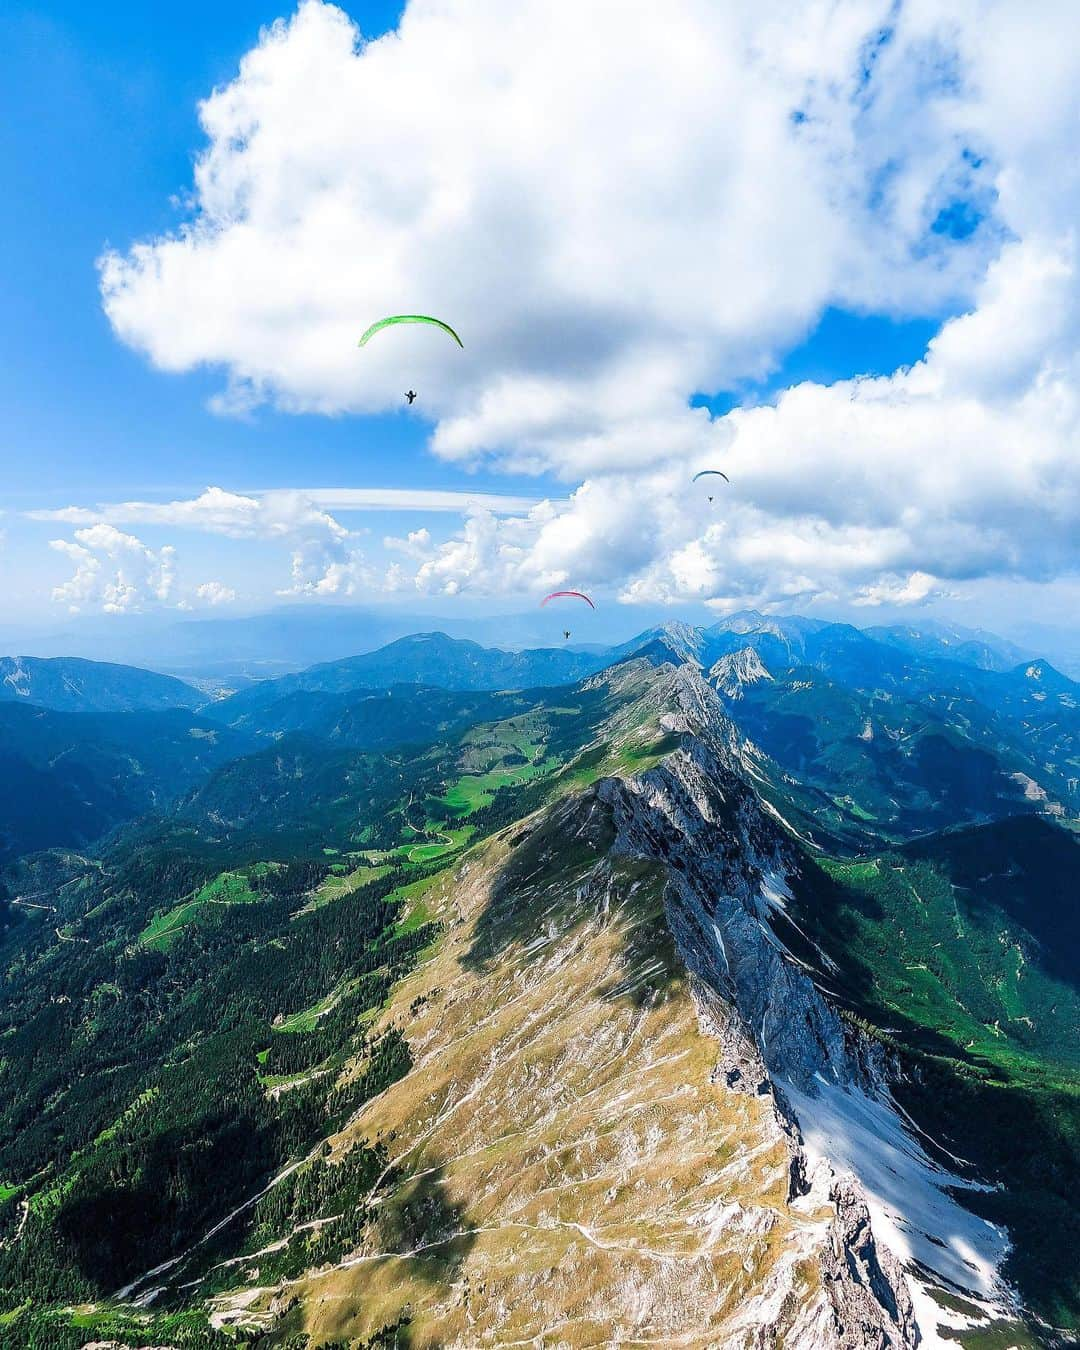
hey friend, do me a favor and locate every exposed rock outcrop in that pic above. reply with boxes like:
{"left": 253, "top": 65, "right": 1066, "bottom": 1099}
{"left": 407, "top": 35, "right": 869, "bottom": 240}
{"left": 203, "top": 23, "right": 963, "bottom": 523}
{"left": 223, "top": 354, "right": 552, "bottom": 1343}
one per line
{"left": 709, "top": 646, "right": 774, "bottom": 699}
{"left": 204, "top": 659, "right": 1005, "bottom": 1347}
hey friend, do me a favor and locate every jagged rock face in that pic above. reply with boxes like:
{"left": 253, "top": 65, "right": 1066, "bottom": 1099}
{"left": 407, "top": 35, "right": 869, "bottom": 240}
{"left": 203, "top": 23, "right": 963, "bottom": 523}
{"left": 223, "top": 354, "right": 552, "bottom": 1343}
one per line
{"left": 596, "top": 666, "right": 1009, "bottom": 1341}
{"left": 601, "top": 664, "right": 855, "bottom": 1093}
{"left": 818, "top": 1180, "right": 919, "bottom": 1350}
{"left": 709, "top": 646, "right": 774, "bottom": 700}
{"left": 216, "top": 666, "right": 918, "bottom": 1348}
{"left": 613, "top": 620, "right": 711, "bottom": 668}
{"left": 245, "top": 798, "right": 912, "bottom": 1348}
{"left": 210, "top": 660, "right": 1013, "bottom": 1348}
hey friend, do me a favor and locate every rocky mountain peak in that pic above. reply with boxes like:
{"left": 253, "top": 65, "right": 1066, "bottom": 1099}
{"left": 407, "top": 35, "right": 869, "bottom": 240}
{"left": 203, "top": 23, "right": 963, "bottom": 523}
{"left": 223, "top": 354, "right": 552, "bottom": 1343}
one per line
{"left": 708, "top": 645, "right": 774, "bottom": 698}
{"left": 652, "top": 619, "right": 706, "bottom": 662}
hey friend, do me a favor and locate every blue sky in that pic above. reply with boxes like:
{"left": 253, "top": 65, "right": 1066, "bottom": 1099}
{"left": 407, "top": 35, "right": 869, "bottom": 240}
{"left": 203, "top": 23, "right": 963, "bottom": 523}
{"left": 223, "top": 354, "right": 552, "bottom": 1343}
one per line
{"left": 0, "top": 0, "right": 931, "bottom": 506}
{"left": 2, "top": 0, "right": 582, "bottom": 620}
{"left": 2, "top": 1, "right": 1077, "bottom": 641}
{"left": 2, "top": 0, "right": 432, "bottom": 505}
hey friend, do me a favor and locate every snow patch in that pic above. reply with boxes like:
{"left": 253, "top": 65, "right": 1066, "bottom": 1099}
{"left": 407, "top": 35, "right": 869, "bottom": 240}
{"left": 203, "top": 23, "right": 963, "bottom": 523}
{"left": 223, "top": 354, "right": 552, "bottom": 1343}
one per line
{"left": 782, "top": 1074, "right": 1011, "bottom": 1347}
{"left": 758, "top": 867, "right": 792, "bottom": 914}
{"left": 759, "top": 797, "right": 822, "bottom": 850}
{"left": 906, "top": 1275, "right": 997, "bottom": 1350}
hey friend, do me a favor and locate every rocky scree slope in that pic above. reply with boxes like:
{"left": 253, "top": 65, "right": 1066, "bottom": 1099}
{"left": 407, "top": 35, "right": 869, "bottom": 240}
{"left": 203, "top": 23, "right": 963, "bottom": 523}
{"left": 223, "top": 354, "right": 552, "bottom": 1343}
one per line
{"left": 207, "top": 661, "right": 1013, "bottom": 1348}
{"left": 596, "top": 664, "right": 1015, "bottom": 1340}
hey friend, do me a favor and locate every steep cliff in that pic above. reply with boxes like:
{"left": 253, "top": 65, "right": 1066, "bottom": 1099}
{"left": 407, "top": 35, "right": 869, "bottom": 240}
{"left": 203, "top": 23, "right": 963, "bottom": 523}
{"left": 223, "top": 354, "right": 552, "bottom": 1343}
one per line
{"left": 199, "top": 662, "right": 1018, "bottom": 1347}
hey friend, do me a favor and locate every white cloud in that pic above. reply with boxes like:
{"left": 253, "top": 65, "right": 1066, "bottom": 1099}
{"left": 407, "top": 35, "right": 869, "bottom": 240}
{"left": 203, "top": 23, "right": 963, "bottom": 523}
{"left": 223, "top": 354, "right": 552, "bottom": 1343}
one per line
{"left": 194, "top": 580, "right": 238, "bottom": 605}
{"left": 378, "top": 240, "right": 1080, "bottom": 606}
{"left": 30, "top": 485, "right": 544, "bottom": 602}
{"left": 100, "top": 0, "right": 1002, "bottom": 459}
{"left": 27, "top": 484, "right": 544, "bottom": 524}
{"left": 50, "top": 525, "right": 177, "bottom": 614}
{"left": 277, "top": 541, "right": 373, "bottom": 597}
{"left": 30, "top": 485, "right": 347, "bottom": 542}
{"left": 38, "top": 487, "right": 359, "bottom": 602}
{"left": 272, "top": 487, "right": 547, "bottom": 514}
{"left": 93, "top": 1, "right": 1080, "bottom": 612}
{"left": 852, "top": 571, "right": 950, "bottom": 608}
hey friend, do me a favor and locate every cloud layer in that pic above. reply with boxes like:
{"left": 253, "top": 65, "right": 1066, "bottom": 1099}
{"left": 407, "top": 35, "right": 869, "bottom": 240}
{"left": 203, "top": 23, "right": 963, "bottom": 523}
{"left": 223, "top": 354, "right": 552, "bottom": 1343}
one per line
{"left": 33, "top": 485, "right": 548, "bottom": 606}
{"left": 90, "top": 0, "right": 1080, "bottom": 613}
{"left": 100, "top": 0, "right": 1002, "bottom": 452}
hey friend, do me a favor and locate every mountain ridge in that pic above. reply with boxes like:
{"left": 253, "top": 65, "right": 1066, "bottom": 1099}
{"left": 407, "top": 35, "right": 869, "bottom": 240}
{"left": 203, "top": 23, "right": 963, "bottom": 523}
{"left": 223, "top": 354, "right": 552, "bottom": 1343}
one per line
{"left": 0, "top": 639, "right": 1076, "bottom": 1346}
{"left": 0, "top": 654, "right": 204, "bottom": 713}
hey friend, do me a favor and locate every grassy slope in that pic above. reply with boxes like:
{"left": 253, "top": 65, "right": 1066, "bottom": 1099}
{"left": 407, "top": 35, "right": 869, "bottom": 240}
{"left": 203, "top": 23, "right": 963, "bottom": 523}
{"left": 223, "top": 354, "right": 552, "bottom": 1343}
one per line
{"left": 10, "top": 660, "right": 1074, "bottom": 1342}
{"left": 238, "top": 799, "right": 836, "bottom": 1349}
{"left": 0, "top": 664, "right": 674, "bottom": 1345}
{"left": 138, "top": 865, "right": 270, "bottom": 949}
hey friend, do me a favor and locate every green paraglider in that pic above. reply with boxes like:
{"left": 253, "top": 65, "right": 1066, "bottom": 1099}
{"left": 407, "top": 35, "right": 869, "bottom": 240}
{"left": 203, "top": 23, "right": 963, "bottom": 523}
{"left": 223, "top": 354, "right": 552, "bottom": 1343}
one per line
{"left": 692, "top": 469, "right": 729, "bottom": 484}
{"left": 358, "top": 315, "right": 464, "bottom": 348}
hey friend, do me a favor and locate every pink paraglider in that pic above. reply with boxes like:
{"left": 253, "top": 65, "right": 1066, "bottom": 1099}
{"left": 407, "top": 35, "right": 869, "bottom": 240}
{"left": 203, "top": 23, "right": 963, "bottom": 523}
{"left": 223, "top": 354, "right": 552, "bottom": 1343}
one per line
{"left": 540, "top": 590, "right": 595, "bottom": 609}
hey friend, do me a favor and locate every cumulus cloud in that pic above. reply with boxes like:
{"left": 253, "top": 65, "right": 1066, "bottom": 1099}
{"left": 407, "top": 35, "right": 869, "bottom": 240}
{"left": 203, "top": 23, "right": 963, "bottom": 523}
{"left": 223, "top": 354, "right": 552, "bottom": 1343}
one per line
{"left": 38, "top": 486, "right": 360, "bottom": 601}
{"left": 194, "top": 580, "right": 238, "bottom": 605}
{"left": 278, "top": 539, "right": 373, "bottom": 597}
{"left": 31, "top": 485, "right": 348, "bottom": 543}
{"left": 95, "top": 1, "right": 1080, "bottom": 611}
{"left": 853, "top": 571, "right": 951, "bottom": 608}
{"left": 381, "top": 240, "right": 1080, "bottom": 607}
{"left": 99, "top": 1, "right": 1001, "bottom": 450}
{"left": 50, "top": 525, "right": 177, "bottom": 614}
{"left": 31, "top": 485, "right": 544, "bottom": 601}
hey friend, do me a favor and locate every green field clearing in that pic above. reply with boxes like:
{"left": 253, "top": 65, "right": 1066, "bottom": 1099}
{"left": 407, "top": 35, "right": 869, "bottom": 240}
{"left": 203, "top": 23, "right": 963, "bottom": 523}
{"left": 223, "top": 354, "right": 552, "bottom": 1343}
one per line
{"left": 298, "top": 863, "right": 391, "bottom": 914}
{"left": 137, "top": 867, "right": 273, "bottom": 949}
{"left": 274, "top": 978, "right": 360, "bottom": 1035}
{"left": 393, "top": 825, "right": 474, "bottom": 863}
{"left": 433, "top": 755, "right": 556, "bottom": 817}
{"left": 258, "top": 1063, "right": 333, "bottom": 1091}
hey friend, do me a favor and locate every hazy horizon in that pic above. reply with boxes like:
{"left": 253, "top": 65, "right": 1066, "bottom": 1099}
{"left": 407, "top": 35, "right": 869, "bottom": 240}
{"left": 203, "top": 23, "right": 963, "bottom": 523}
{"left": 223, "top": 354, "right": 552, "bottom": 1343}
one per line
{"left": 7, "top": 597, "right": 1080, "bottom": 686}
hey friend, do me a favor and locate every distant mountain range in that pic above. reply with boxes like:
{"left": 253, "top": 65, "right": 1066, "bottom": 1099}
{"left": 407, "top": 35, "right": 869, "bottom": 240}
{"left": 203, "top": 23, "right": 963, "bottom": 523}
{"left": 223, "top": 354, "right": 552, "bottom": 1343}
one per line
{"left": 202, "top": 610, "right": 1080, "bottom": 748}
{"left": 205, "top": 632, "right": 602, "bottom": 721}
{"left": 3, "top": 612, "right": 1077, "bottom": 865}
{"left": 0, "top": 655, "right": 203, "bottom": 713}
{"left": 865, "top": 619, "right": 1034, "bottom": 672}
{"left": 14, "top": 601, "right": 1080, "bottom": 681}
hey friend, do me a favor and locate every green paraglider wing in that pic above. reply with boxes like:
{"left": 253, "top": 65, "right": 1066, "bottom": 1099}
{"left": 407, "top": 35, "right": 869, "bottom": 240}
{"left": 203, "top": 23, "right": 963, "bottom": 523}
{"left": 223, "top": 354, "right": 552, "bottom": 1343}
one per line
{"left": 692, "top": 469, "right": 729, "bottom": 483}
{"left": 358, "top": 315, "right": 464, "bottom": 348}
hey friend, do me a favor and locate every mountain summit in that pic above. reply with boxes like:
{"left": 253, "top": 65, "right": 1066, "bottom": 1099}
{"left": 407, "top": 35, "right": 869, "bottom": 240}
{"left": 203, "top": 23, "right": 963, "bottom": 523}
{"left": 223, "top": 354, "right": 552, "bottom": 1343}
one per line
{"left": 708, "top": 644, "right": 774, "bottom": 698}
